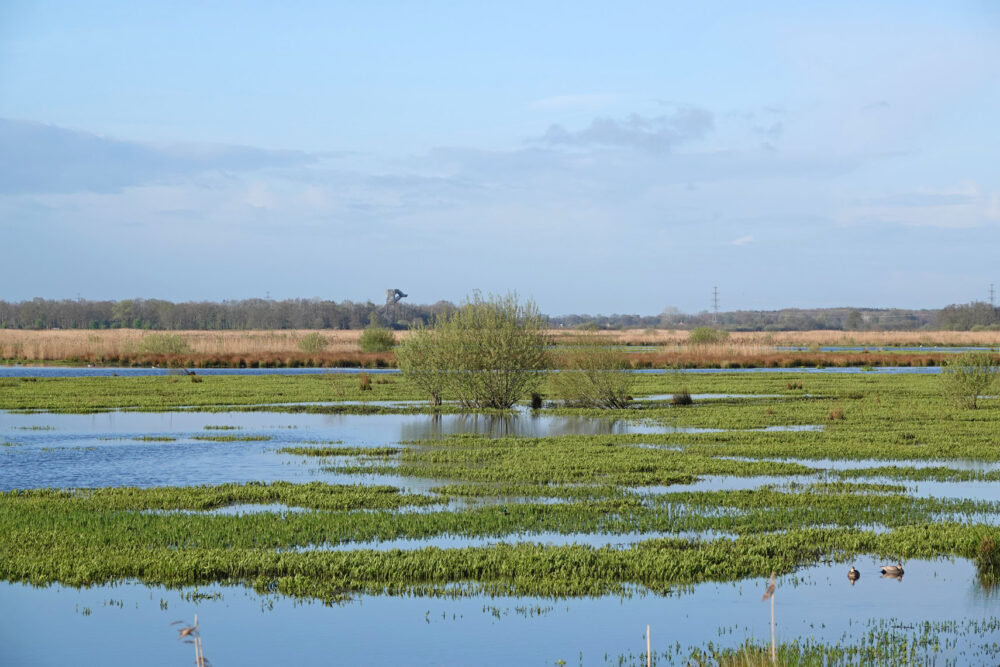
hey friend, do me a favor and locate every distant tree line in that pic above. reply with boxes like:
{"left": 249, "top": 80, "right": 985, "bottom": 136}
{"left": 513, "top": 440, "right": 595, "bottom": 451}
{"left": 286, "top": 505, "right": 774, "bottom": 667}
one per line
{"left": 0, "top": 298, "right": 456, "bottom": 331}
{"left": 0, "top": 298, "right": 996, "bottom": 331}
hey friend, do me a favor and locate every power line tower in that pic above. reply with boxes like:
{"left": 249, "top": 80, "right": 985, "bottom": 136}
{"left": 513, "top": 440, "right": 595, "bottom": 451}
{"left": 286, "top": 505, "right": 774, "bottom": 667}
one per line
{"left": 712, "top": 286, "right": 719, "bottom": 326}
{"left": 990, "top": 283, "right": 995, "bottom": 308}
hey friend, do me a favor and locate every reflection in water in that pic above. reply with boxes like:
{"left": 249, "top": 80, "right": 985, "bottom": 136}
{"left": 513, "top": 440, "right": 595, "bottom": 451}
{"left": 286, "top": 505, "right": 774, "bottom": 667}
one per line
{"left": 0, "top": 409, "right": 666, "bottom": 490}
{"left": 397, "top": 411, "right": 644, "bottom": 440}
{"left": 0, "top": 558, "right": 994, "bottom": 666}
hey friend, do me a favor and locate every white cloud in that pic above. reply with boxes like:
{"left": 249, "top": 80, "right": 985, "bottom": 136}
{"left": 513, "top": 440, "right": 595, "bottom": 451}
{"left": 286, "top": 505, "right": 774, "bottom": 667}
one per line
{"left": 731, "top": 235, "right": 754, "bottom": 246}
{"left": 536, "top": 107, "right": 714, "bottom": 153}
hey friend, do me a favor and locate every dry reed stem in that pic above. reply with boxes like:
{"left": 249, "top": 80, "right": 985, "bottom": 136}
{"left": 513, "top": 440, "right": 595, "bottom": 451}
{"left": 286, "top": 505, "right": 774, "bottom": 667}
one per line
{"left": 2, "top": 328, "right": 997, "bottom": 366}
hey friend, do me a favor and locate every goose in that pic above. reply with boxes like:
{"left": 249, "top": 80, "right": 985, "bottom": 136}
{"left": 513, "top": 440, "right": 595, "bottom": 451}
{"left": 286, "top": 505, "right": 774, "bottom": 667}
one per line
{"left": 848, "top": 566, "right": 860, "bottom": 584}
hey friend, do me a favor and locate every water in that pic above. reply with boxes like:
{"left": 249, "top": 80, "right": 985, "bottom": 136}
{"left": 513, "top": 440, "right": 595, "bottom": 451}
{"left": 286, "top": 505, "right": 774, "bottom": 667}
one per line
{"left": 2, "top": 558, "right": 997, "bottom": 666}
{"left": 0, "top": 409, "right": 721, "bottom": 490}
{"left": 4, "top": 389, "right": 1000, "bottom": 664}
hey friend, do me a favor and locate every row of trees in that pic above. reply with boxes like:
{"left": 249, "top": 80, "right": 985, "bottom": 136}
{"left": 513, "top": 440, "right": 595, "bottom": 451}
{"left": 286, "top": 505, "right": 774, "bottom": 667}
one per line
{"left": 0, "top": 298, "right": 995, "bottom": 331}
{"left": 554, "top": 307, "right": 941, "bottom": 331}
{"left": 0, "top": 298, "right": 456, "bottom": 331}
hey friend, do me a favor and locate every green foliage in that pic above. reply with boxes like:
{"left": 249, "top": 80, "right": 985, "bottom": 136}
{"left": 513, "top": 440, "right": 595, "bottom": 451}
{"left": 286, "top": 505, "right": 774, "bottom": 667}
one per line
{"left": 394, "top": 323, "right": 448, "bottom": 405}
{"left": 671, "top": 389, "right": 693, "bottom": 405}
{"left": 278, "top": 446, "right": 401, "bottom": 457}
{"left": 941, "top": 351, "right": 999, "bottom": 409}
{"left": 688, "top": 327, "right": 730, "bottom": 345}
{"left": 297, "top": 332, "right": 329, "bottom": 354}
{"left": 359, "top": 317, "right": 396, "bottom": 353}
{"left": 396, "top": 292, "right": 549, "bottom": 408}
{"left": 135, "top": 333, "right": 190, "bottom": 355}
{"left": 976, "top": 535, "right": 1000, "bottom": 588}
{"left": 548, "top": 346, "right": 634, "bottom": 408}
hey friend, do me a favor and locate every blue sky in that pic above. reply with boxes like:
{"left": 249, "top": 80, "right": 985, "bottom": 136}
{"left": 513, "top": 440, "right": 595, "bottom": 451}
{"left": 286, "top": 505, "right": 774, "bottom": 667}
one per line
{"left": 2, "top": 1, "right": 998, "bottom": 315}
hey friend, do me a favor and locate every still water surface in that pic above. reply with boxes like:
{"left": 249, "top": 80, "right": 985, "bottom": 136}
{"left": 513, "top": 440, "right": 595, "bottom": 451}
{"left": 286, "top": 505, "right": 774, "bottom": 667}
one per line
{"left": 1, "top": 558, "right": 997, "bottom": 666}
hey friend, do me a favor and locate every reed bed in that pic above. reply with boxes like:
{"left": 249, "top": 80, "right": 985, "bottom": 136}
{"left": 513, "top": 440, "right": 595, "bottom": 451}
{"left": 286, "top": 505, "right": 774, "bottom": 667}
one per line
{"left": 4, "top": 329, "right": 999, "bottom": 366}
{"left": 0, "top": 329, "right": 387, "bottom": 363}
{"left": 548, "top": 329, "right": 1000, "bottom": 347}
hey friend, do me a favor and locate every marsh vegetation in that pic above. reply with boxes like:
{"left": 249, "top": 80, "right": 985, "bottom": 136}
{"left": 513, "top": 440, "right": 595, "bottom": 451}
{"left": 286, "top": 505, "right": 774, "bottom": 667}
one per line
{"left": 3, "top": 335, "right": 1000, "bottom": 664}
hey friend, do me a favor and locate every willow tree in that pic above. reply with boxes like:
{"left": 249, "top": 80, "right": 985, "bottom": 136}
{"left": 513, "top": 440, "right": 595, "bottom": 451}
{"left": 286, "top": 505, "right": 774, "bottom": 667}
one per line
{"left": 549, "top": 343, "right": 634, "bottom": 408}
{"left": 942, "top": 352, "right": 999, "bottom": 409}
{"left": 396, "top": 292, "right": 548, "bottom": 409}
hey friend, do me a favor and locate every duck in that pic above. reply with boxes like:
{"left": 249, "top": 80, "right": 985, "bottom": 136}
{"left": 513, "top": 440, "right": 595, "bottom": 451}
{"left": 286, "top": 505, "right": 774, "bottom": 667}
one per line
{"left": 847, "top": 566, "right": 860, "bottom": 584}
{"left": 880, "top": 564, "right": 904, "bottom": 577}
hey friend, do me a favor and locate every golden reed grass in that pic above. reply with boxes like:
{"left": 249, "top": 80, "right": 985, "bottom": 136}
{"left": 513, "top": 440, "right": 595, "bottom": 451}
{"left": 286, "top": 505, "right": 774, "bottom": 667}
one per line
{"left": 1, "top": 328, "right": 997, "bottom": 368}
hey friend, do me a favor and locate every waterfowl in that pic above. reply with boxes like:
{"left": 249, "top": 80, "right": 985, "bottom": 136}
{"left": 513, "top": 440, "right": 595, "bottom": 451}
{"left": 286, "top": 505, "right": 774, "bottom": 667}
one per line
{"left": 848, "top": 566, "right": 860, "bottom": 584}
{"left": 880, "top": 564, "right": 904, "bottom": 576}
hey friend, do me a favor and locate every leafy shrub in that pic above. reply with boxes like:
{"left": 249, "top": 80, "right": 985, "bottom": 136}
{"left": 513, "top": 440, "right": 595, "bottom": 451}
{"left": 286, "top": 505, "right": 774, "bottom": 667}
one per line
{"left": 688, "top": 327, "right": 729, "bottom": 345}
{"left": 297, "top": 332, "right": 329, "bottom": 354}
{"left": 549, "top": 346, "right": 633, "bottom": 409}
{"left": 976, "top": 535, "right": 1000, "bottom": 588}
{"left": 359, "top": 322, "right": 396, "bottom": 353}
{"left": 136, "top": 334, "right": 190, "bottom": 355}
{"left": 671, "top": 389, "right": 693, "bottom": 406}
{"left": 941, "top": 352, "right": 999, "bottom": 409}
{"left": 395, "top": 292, "right": 548, "bottom": 408}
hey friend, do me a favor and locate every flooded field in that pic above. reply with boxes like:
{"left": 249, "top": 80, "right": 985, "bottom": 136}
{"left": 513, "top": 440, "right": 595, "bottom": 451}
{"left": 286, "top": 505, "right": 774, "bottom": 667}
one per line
{"left": 3, "top": 558, "right": 998, "bottom": 666}
{"left": 2, "top": 370, "right": 999, "bottom": 665}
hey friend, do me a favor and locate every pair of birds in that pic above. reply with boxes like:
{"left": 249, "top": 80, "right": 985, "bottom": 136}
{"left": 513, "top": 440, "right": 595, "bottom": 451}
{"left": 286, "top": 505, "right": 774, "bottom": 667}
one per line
{"left": 847, "top": 564, "right": 904, "bottom": 584}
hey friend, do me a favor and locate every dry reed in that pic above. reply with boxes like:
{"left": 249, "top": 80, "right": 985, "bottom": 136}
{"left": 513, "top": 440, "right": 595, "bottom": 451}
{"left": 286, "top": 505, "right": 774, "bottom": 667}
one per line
{"left": 2, "top": 328, "right": 997, "bottom": 368}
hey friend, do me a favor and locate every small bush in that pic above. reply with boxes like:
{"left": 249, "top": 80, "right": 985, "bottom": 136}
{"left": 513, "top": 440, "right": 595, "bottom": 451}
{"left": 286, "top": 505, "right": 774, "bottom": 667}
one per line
{"left": 828, "top": 407, "right": 844, "bottom": 420}
{"left": 688, "top": 327, "right": 729, "bottom": 345}
{"left": 976, "top": 535, "right": 1000, "bottom": 588}
{"left": 671, "top": 389, "right": 693, "bottom": 406}
{"left": 786, "top": 381, "right": 803, "bottom": 390}
{"left": 941, "top": 352, "right": 999, "bottom": 409}
{"left": 359, "top": 323, "right": 396, "bottom": 353}
{"left": 297, "top": 332, "right": 329, "bottom": 354}
{"left": 358, "top": 373, "right": 372, "bottom": 391}
{"left": 136, "top": 333, "right": 190, "bottom": 356}
{"left": 550, "top": 346, "right": 634, "bottom": 409}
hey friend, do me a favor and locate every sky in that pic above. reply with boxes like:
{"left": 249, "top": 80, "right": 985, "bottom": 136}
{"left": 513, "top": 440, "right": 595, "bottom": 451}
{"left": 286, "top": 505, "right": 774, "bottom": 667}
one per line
{"left": 2, "top": 1, "right": 999, "bottom": 315}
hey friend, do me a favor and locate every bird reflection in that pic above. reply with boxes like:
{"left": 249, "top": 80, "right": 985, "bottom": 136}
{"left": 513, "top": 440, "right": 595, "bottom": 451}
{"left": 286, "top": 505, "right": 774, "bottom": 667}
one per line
{"left": 847, "top": 565, "right": 860, "bottom": 585}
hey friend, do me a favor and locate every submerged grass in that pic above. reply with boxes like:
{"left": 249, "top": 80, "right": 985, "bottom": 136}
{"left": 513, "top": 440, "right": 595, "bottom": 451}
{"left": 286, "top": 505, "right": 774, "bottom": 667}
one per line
{"left": 4, "top": 370, "right": 1000, "bottom": 615}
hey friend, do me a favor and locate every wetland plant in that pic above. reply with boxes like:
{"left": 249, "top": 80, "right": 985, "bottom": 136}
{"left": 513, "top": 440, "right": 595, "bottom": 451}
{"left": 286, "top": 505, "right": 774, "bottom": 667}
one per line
{"left": 396, "top": 292, "right": 548, "bottom": 409}
{"left": 688, "top": 327, "right": 730, "bottom": 345}
{"left": 941, "top": 351, "right": 999, "bottom": 409}
{"left": 297, "top": 332, "right": 328, "bottom": 354}
{"left": 671, "top": 389, "right": 693, "bottom": 406}
{"left": 549, "top": 345, "right": 634, "bottom": 409}
{"left": 359, "top": 315, "right": 396, "bottom": 353}
{"left": 975, "top": 535, "right": 1000, "bottom": 588}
